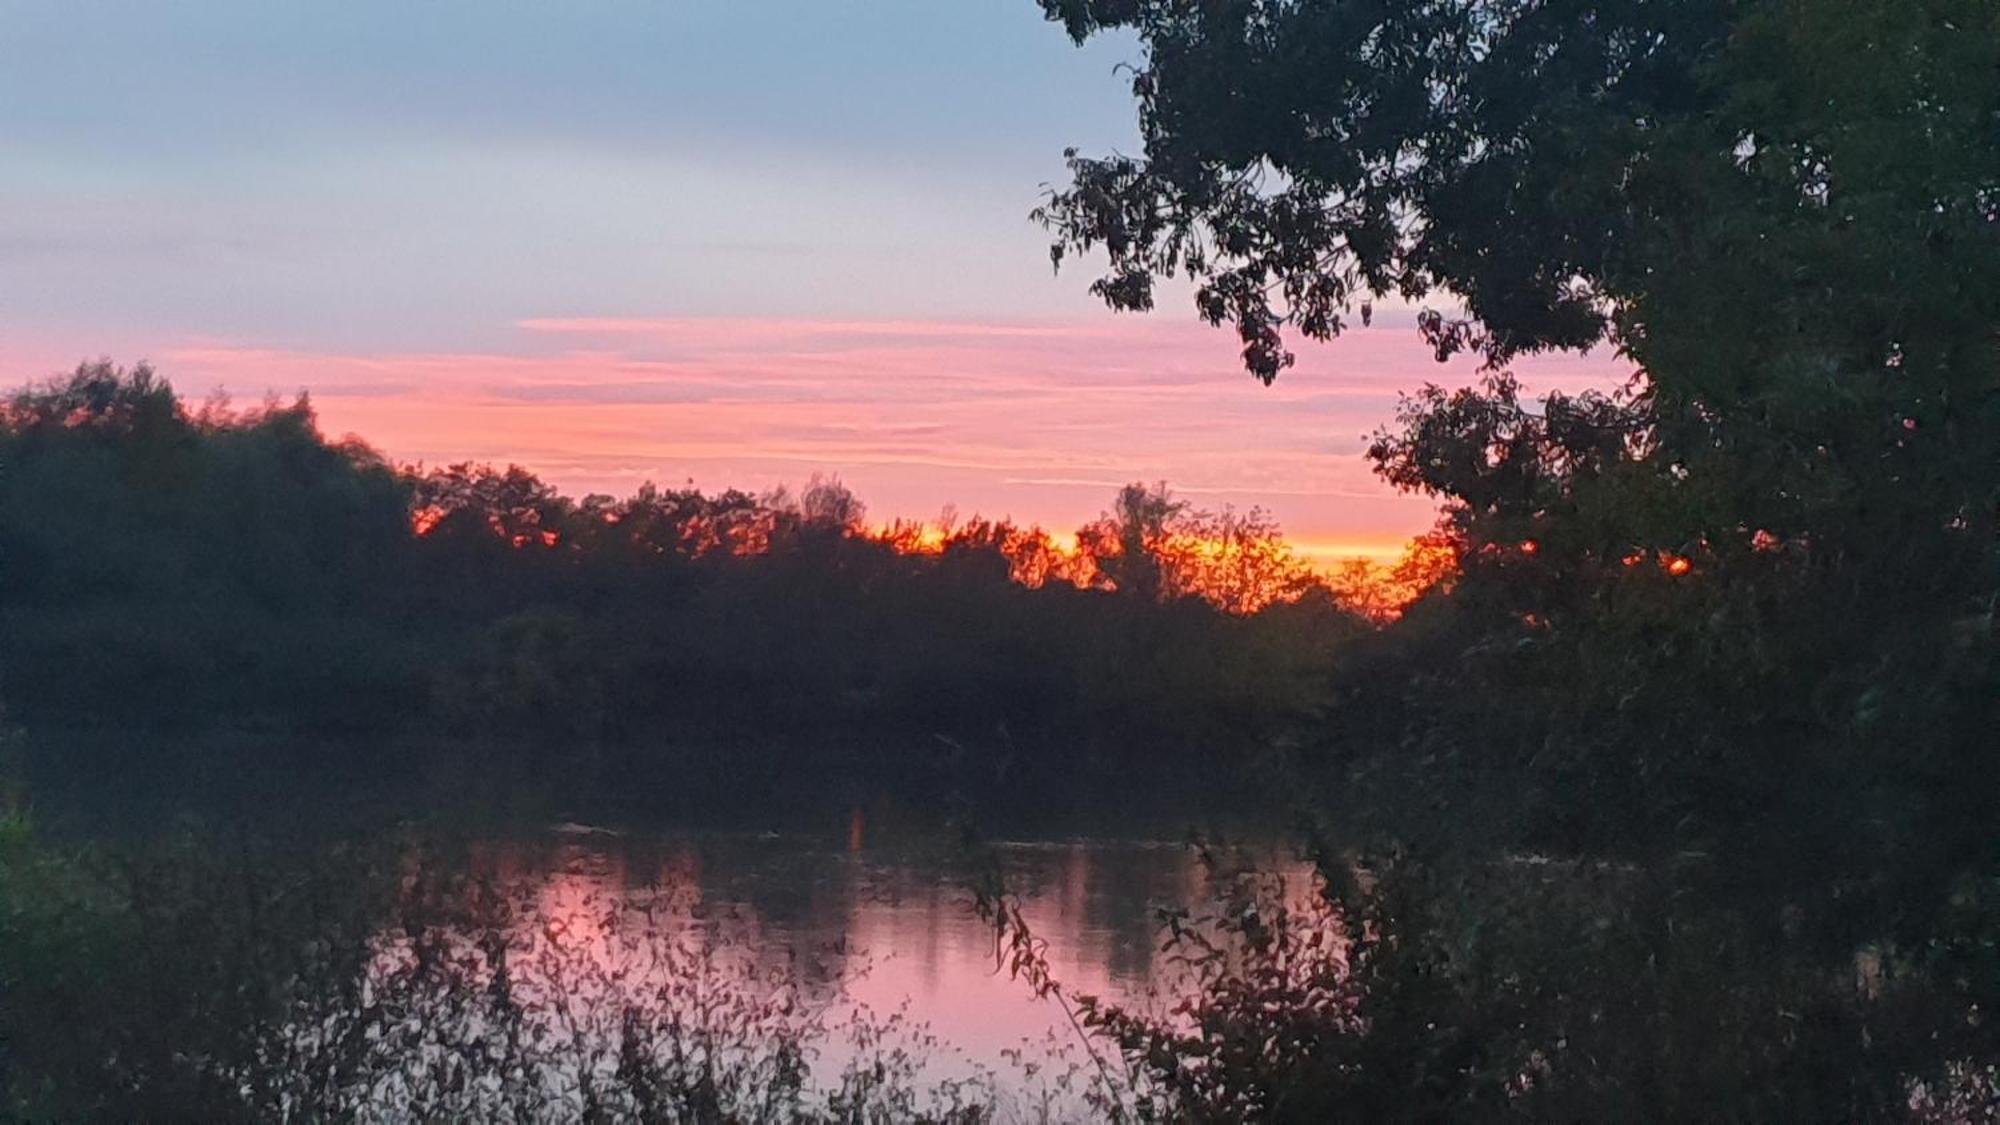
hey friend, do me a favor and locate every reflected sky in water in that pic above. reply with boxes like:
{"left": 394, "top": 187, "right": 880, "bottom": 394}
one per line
{"left": 458, "top": 817, "right": 1293, "bottom": 1103}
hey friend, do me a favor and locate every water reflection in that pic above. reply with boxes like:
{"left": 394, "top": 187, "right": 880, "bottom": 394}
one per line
{"left": 457, "top": 823, "right": 1268, "bottom": 1103}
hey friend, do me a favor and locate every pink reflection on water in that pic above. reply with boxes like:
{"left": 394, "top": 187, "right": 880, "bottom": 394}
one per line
{"left": 380, "top": 826, "right": 1322, "bottom": 1115}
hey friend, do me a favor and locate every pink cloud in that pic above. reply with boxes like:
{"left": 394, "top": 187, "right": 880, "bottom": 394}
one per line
{"left": 8, "top": 316, "right": 1631, "bottom": 558}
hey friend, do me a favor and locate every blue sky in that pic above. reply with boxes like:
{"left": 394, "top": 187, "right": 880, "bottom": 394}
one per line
{"left": 2, "top": 1, "right": 1143, "bottom": 347}
{"left": 0, "top": 2, "right": 1621, "bottom": 552}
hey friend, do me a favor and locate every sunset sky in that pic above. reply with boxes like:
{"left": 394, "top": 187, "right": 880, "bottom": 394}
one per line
{"left": 1, "top": 0, "right": 1626, "bottom": 559}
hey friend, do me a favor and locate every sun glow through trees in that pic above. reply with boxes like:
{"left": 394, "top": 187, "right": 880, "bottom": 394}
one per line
{"left": 403, "top": 465, "right": 1463, "bottom": 621}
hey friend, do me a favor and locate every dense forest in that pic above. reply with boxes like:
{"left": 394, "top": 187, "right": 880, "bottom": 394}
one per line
{"left": 5, "top": 0, "right": 1999, "bottom": 1118}
{"left": 0, "top": 361, "right": 1389, "bottom": 809}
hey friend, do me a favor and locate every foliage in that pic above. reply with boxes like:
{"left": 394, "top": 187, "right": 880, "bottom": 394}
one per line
{"left": 970, "top": 837, "right": 2000, "bottom": 1122}
{"left": 1038, "top": 0, "right": 1999, "bottom": 392}
{"left": 0, "top": 363, "right": 1378, "bottom": 812}
{"left": 1073, "top": 483, "right": 1329, "bottom": 614}
{"left": 0, "top": 820, "right": 995, "bottom": 1122}
{"left": 1036, "top": 0, "right": 2000, "bottom": 1115}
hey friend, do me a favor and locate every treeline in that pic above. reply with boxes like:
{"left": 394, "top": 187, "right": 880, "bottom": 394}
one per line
{"left": 0, "top": 362, "right": 1371, "bottom": 799}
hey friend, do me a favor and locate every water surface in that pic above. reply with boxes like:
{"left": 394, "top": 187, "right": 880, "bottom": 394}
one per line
{"left": 455, "top": 815, "right": 1290, "bottom": 1112}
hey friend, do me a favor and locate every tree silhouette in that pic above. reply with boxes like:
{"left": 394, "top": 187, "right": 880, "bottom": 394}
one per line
{"left": 1039, "top": 2, "right": 2000, "bottom": 1110}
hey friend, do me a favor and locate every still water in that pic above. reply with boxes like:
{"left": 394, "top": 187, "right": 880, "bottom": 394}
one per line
{"left": 26, "top": 736, "right": 1302, "bottom": 1116}
{"left": 440, "top": 814, "right": 1294, "bottom": 1114}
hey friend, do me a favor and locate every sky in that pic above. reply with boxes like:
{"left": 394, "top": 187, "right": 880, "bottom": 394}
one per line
{"left": 0, "top": 0, "right": 1627, "bottom": 559}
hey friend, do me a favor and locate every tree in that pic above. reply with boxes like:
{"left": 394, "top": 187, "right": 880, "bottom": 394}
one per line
{"left": 1073, "top": 482, "right": 1329, "bottom": 613}
{"left": 1075, "top": 481, "right": 1184, "bottom": 601}
{"left": 409, "top": 463, "right": 571, "bottom": 547}
{"left": 1038, "top": 0, "right": 1997, "bottom": 392}
{"left": 1039, "top": 2, "right": 2000, "bottom": 1107}
{"left": 1039, "top": 0, "right": 2000, "bottom": 809}
{"left": 797, "top": 473, "right": 867, "bottom": 531}
{"left": 1037, "top": 0, "right": 1999, "bottom": 581}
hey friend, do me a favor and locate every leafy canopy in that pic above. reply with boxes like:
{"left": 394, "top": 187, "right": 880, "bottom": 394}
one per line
{"left": 1037, "top": 0, "right": 1999, "bottom": 409}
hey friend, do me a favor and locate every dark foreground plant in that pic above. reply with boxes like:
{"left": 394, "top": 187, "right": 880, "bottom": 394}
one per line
{"left": 0, "top": 822, "right": 995, "bottom": 1123}
{"left": 973, "top": 839, "right": 2000, "bottom": 1123}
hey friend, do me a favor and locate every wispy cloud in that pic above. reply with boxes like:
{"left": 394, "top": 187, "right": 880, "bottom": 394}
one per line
{"left": 26, "top": 315, "right": 1628, "bottom": 555}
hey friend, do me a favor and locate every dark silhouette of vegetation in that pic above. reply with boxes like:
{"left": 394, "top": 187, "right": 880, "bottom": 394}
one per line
{"left": 0, "top": 813, "right": 1001, "bottom": 1121}
{"left": 1024, "top": 0, "right": 2000, "bottom": 1116}
{"left": 0, "top": 362, "right": 1369, "bottom": 812}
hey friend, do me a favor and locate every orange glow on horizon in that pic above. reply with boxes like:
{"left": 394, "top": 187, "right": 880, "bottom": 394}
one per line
{"left": 406, "top": 493, "right": 1456, "bottom": 620}
{"left": 865, "top": 515, "right": 1456, "bottom": 618}
{"left": 75, "top": 315, "right": 1628, "bottom": 569}
{"left": 1323, "top": 532, "right": 1460, "bottom": 622}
